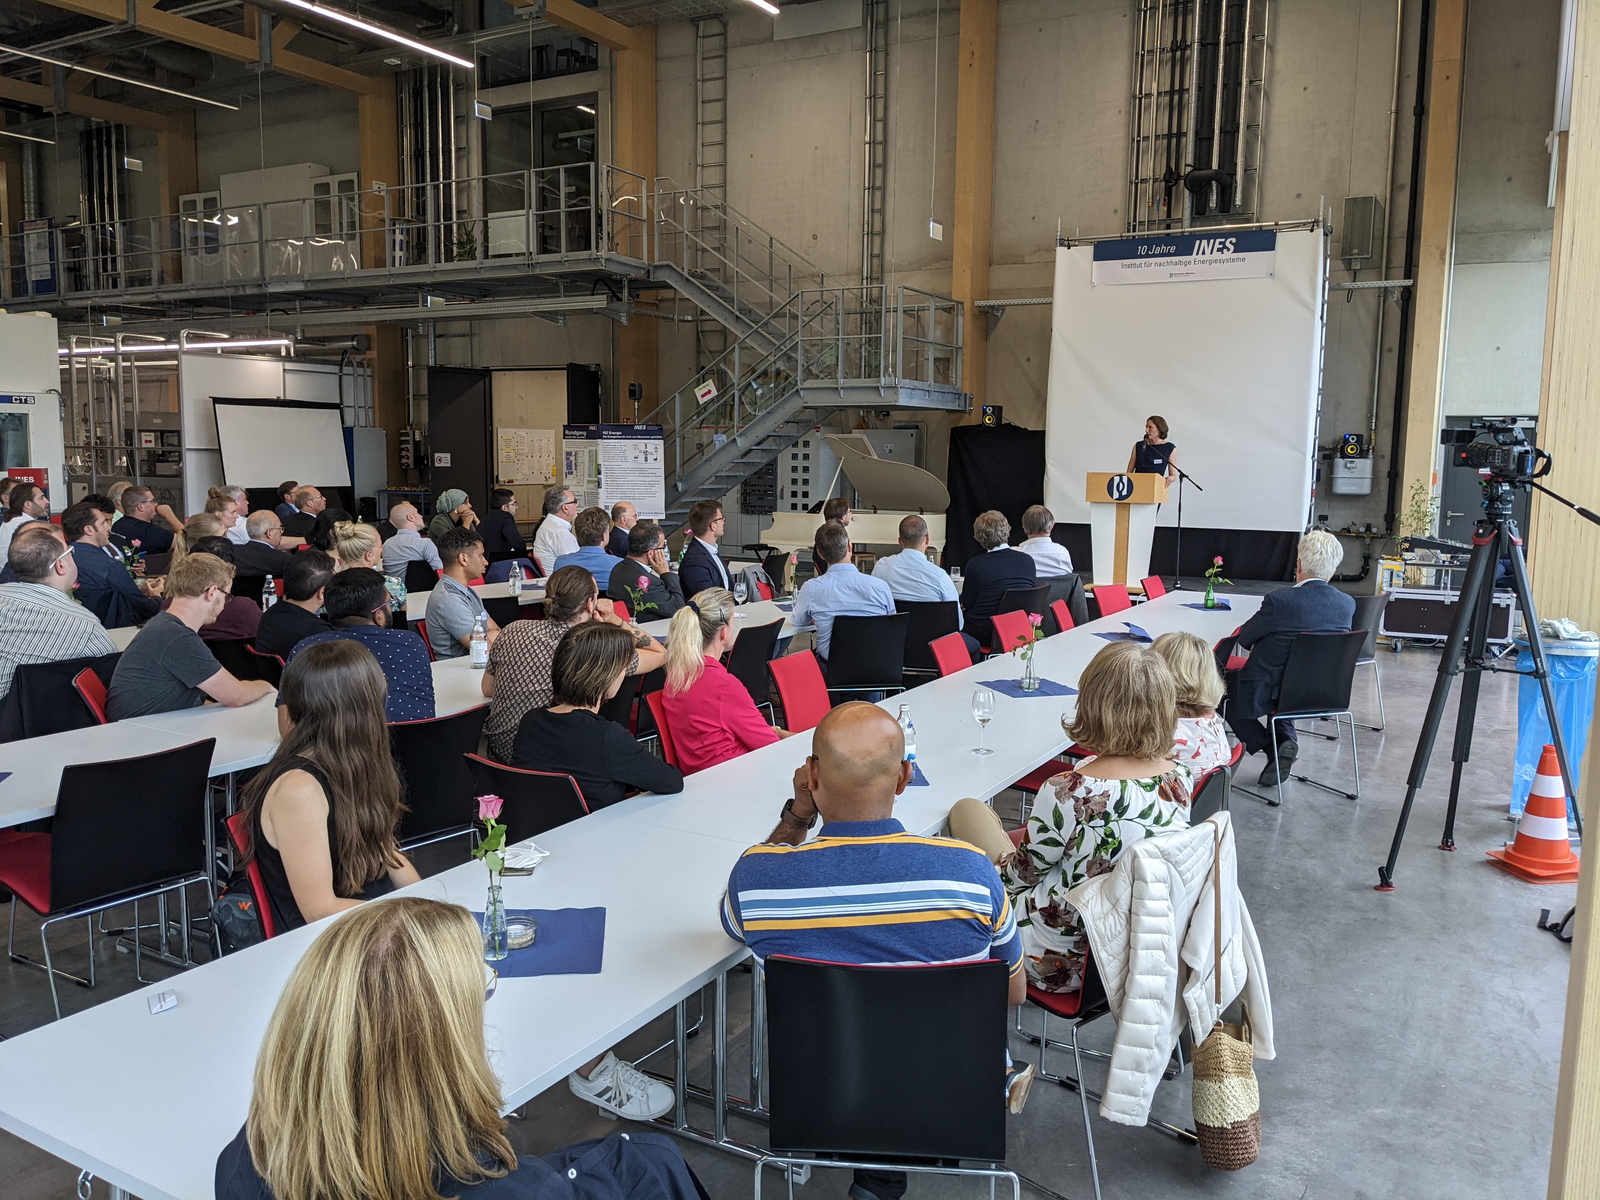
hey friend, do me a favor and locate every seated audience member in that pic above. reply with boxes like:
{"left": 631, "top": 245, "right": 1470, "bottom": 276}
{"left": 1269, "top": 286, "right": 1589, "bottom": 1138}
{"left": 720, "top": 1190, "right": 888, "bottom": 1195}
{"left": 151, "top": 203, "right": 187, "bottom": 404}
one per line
{"left": 66, "top": 501, "right": 163, "bottom": 628}
{"left": 171, "top": 512, "right": 228, "bottom": 569}
{"left": 482, "top": 566, "right": 662, "bottom": 761}
{"left": 871, "top": 513, "right": 974, "bottom": 650}
{"left": 480, "top": 487, "right": 528, "bottom": 557}
{"left": 329, "top": 520, "right": 404, "bottom": 618}
{"left": 1016, "top": 504, "right": 1073, "bottom": 577}
{"left": 678, "top": 499, "right": 731, "bottom": 597}
{"left": 105, "top": 481, "right": 132, "bottom": 522}
{"left": 291, "top": 568, "right": 434, "bottom": 722}
{"left": 949, "top": 641, "right": 1192, "bottom": 995}
{"left": 254, "top": 549, "right": 334, "bottom": 660}
{"left": 0, "top": 523, "right": 117, "bottom": 698}
{"left": 512, "top": 622, "right": 684, "bottom": 808}
{"left": 553, "top": 507, "right": 616, "bottom": 589}
{"left": 205, "top": 484, "right": 250, "bottom": 545}
{"left": 424, "top": 528, "right": 500, "bottom": 660}
{"left": 530, "top": 484, "right": 579, "bottom": 576}
{"left": 959, "top": 510, "right": 1036, "bottom": 653}
{"left": 428, "top": 488, "right": 478, "bottom": 542}
{"left": 273, "top": 480, "right": 300, "bottom": 521}
{"left": 661, "top": 588, "right": 786, "bottom": 773}
{"left": 608, "top": 519, "right": 685, "bottom": 619}
{"left": 792, "top": 522, "right": 896, "bottom": 663}
{"left": 1152, "top": 630, "right": 1232, "bottom": 772}
{"left": 106, "top": 553, "right": 277, "bottom": 720}
{"left": 381, "top": 501, "right": 443, "bottom": 576}
{"left": 0, "top": 483, "right": 51, "bottom": 565}
{"left": 723, "top": 703, "right": 1034, "bottom": 1197}
{"left": 1227, "top": 528, "right": 1356, "bottom": 785}
{"left": 233, "top": 510, "right": 295, "bottom": 577}
{"left": 607, "top": 500, "right": 637, "bottom": 558}
{"left": 279, "top": 486, "right": 326, "bottom": 539}
{"left": 309, "top": 508, "right": 353, "bottom": 553}
{"left": 183, "top": 537, "right": 264, "bottom": 643}
{"left": 110, "top": 484, "right": 181, "bottom": 555}
{"left": 215, "top": 896, "right": 703, "bottom": 1200}
{"left": 809, "top": 496, "right": 852, "bottom": 576}
{"left": 237, "top": 640, "right": 418, "bottom": 932}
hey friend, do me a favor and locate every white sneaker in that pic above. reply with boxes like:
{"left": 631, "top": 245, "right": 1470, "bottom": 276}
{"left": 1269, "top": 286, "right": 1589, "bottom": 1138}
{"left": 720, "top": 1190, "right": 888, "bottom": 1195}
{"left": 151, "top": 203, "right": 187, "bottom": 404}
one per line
{"left": 568, "top": 1052, "right": 675, "bottom": 1121}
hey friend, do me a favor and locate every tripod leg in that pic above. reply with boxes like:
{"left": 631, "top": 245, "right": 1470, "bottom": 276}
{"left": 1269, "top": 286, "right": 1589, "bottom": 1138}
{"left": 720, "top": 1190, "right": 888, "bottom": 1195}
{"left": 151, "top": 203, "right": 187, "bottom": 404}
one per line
{"left": 1378, "top": 530, "right": 1499, "bottom": 891}
{"left": 1504, "top": 537, "right": 1583, "bottom": 838}
{"left": 1439, "top": 541, "right": 1498, "bottom": 851}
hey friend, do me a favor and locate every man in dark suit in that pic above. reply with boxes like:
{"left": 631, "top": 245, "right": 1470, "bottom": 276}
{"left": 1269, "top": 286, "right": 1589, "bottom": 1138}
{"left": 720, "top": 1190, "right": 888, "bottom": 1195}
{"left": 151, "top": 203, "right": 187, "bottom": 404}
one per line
{"left": 959, "top": 510, "right": 1037, "bottom": 654}
{"left": 274, "top": 480, "right": 300, "bottom": 521}
{"left": 232, "top": 510, "right": 295, "bottom": 577}
{"left": 279, "top": 486, "right": 326, "bottom": 538}
{"left": 480, "top": 488, "right": 528, "bottom": 558}
{"left": 608, "top": 501, "right": 637, "bottom": 558}
{"left": 608, "top": 520, "right": 686, "bottom": 619}
{"left": 679, "top": 499, "right": 732, "bottom": 599}
{"left": 67, "top": 502, "right": 162, "bottom": 628}
{"left": 1227, "top": 529, "right": 1356, "bottom": 785}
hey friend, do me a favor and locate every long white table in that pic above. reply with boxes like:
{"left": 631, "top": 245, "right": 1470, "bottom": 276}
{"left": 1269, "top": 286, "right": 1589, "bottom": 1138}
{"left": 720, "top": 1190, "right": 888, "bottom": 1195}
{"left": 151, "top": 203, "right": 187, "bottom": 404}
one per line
{"left": 405, "top": 579, "right": 546, "bottom": 622}
{"left": 0, "top": 593, "right": 1258, "bottom": 1200}
{"left": 636, "top": 597, "right": 798, "bottom": 642}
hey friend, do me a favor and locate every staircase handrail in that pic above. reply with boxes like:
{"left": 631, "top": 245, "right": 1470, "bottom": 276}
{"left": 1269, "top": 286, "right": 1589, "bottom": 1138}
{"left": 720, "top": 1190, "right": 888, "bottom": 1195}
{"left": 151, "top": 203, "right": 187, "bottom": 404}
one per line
{"left": 650, "top": 174, "right": 841, "bottom": 292}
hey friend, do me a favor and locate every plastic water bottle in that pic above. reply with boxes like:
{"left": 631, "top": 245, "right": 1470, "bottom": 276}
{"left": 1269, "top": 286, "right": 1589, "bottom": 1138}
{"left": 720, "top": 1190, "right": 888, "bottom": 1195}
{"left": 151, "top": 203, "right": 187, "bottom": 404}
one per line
{"left": 508, "top": 564, "right": 523, "bottom": 597}
{"left": 470, "top": 613, "right": 489, "bottom": 668}
{"left": 262, "top": 575, "right": 277, "bottom": 609}
{"left": 897, "top": 704, "right": 916, "bottom": 764}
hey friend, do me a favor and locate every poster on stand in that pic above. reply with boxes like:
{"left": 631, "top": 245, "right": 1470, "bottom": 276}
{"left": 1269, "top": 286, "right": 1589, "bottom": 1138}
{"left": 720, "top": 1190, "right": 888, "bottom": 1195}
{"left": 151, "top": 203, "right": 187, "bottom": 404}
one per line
{"left": 562, "top": 425, "right": 665, "bottom": 519}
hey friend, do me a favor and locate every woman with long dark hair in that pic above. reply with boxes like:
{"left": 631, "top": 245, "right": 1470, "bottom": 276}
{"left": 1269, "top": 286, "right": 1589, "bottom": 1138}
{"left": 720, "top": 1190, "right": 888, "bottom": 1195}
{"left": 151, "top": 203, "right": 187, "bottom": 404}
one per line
{"left": 239, "top": 639, "right": 419, "bottom": 932}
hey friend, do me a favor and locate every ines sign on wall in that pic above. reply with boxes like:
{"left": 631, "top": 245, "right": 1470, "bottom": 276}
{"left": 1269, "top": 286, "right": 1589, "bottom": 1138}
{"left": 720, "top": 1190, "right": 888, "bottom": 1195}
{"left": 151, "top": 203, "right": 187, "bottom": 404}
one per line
{"left": 1091, "top": 230, "right": 1277, "bottom": 286}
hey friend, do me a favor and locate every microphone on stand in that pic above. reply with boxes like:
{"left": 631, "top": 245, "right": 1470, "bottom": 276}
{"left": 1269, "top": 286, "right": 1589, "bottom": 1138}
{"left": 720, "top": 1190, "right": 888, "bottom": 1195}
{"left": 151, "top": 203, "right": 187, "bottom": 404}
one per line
{"left": 1171, "top": 466, "right": 1203, "bottom": 590}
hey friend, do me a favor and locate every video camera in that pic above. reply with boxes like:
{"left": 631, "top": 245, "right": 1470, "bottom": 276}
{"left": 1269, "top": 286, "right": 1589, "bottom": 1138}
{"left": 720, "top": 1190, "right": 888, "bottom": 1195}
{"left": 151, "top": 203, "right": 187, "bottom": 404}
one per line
{"left": 1440, "top": 420, "right": 1549, "bottom": 481}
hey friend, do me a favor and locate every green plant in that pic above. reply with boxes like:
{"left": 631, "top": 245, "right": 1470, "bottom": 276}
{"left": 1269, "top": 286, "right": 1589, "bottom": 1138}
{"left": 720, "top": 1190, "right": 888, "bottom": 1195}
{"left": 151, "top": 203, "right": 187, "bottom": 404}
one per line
{"left": 1397, "top": 479, "right": 1439, "bottom": 544}
{"left": 454, "top": 225, "right": 479, "bottom": 262}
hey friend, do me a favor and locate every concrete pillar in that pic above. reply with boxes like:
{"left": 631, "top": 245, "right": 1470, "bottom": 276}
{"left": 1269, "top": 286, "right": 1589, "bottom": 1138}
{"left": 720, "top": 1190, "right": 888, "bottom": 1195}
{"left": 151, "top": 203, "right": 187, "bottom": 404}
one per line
{"left": 615, "top": 27, "right": 659, "bottom": 421}
{"left": 368, "top": 324, "right": 406, "bottom": 489}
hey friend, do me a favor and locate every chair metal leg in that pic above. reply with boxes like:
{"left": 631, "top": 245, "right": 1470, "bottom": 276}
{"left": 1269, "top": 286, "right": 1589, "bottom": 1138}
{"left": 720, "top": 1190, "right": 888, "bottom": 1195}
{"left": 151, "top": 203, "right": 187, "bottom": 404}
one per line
{"left": 1290, "top": 711, "right": 1361, "bottom": 800}
{"left": 40, "top": 916, "right": 62, "bottom": 1022}
{"left": 1069, "top": 1024, "right": 1103, "bottom": 1200}
{"left": 1352, "top": 659, "right": 1387, "bottom": 732}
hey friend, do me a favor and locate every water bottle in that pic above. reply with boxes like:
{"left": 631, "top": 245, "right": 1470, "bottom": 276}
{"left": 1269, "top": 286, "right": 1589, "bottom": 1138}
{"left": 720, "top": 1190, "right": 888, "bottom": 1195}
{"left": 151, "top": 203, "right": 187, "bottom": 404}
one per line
{"left": 470, "top": 612, "right": 489, "bottom": 668}
{"left": 262, "top": 574, "right": 277, "bottom": 609}
{"left": 897, "top": 704, "right": 916, "bottom": 764}
{"left": 508, "top": 564, "right": 523, "bottom": 597}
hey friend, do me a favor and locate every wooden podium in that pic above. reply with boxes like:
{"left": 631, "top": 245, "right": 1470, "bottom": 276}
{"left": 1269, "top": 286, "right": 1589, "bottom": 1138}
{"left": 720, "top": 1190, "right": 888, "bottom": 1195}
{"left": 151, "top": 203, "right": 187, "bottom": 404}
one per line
{"left": 1085, "top": 472, "right": 1167, "bottom": 586}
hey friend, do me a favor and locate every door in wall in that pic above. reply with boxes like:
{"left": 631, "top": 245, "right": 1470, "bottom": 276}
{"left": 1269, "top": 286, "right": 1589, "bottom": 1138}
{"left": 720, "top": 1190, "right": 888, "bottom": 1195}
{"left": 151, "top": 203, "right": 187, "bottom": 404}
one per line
{"left": 427, "top": 367, "right": 493, "bottom": 516}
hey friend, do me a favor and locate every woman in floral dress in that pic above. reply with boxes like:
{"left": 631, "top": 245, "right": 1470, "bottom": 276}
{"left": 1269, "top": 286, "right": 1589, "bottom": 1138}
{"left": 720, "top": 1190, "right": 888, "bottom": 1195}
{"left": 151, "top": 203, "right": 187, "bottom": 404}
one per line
{"left": 949, "top": 641, "right": 1193, "bottom": 994}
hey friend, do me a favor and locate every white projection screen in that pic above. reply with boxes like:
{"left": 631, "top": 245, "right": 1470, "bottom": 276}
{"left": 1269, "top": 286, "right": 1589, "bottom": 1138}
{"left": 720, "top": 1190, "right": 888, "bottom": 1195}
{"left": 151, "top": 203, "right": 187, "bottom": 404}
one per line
{"left": 1043, "top": 227, "right": 1324, "bottom": 533}
{"left": 213, "top": 399, "right": 352, "bottom": 489}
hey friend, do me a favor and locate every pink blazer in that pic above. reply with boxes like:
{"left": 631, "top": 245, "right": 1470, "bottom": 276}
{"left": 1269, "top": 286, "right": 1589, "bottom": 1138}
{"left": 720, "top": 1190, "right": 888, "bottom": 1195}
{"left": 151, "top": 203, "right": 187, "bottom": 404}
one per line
{"left": 662, "top": 657, "right": 780, "bottom": 774}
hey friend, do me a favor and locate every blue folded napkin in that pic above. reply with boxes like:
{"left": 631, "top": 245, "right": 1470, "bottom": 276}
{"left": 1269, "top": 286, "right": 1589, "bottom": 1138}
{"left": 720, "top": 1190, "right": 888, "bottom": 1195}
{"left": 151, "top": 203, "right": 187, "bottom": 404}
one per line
{"left": 985, "top": 678, "right": 1078, "bottom": 698}
{"left": 1182, "top": 599, "right": 1232, "bottom": 611}
{"left": 773, "top": 601, "right": 796, "bottom": 613}
{"left": 0, "top": 772, "right": 11, "bottom": 784}
{"left": 1096, "top": 622, "right": 1153, "bottom": 643}
{"left": 477, "top": 907, "right": 606, "bottom": 978}
{"left": 907, "top": 761, "right": 930, "bottom": 786}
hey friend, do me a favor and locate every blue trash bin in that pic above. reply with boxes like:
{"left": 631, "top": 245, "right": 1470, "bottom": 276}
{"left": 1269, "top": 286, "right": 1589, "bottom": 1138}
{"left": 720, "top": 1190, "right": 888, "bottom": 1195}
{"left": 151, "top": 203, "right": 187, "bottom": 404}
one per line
{"left": 1511, "top": 638, "right": 1599, "bottom": 820}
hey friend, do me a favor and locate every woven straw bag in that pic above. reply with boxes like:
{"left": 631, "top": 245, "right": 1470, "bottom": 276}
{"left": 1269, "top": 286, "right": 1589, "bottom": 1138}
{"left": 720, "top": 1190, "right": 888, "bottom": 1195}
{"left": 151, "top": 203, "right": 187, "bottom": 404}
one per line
{"left": 1191, "top": 825, "right": 1260, "bottom": 1170}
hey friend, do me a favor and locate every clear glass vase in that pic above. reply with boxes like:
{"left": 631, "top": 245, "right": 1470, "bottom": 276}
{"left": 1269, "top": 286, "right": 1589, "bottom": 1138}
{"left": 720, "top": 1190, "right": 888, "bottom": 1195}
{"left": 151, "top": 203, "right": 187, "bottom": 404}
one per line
{"left": 483, "top": 874, "right": 509, "bottom": 962}
{"left": 1020, "top": 654, "right": 1040, "bottom": 692}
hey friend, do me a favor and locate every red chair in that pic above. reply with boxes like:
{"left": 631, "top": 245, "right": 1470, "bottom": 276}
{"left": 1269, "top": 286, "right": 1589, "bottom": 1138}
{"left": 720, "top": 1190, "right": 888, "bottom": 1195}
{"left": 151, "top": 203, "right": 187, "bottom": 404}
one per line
{"left": 930, "top": 632, "right": 973, "bottom": 677}
{"left": 1049, "top": 599, "right": 1074, "bottom": 634}
{"left": 224, "top": 811, "right": 278, "bottom": 941}
{"left": 643, "top": 690, "right": 682, "bottom": 770}
{"left": 1141, "top": 575, "right": 1167, "bottom": 600}
{"left": 990, "top": 610, "right": 1034, "bottom": 656}
{"left": 1093, "top": 584, "right": 1132, "bottom": 617}
{"left": 245, "top": 644, "right": 285, "bottom": 687}
{"left": 414, "top": 620, "right": 437, "bottom": 663}
{"left": 613, "top": 599, "right": 631, "bottom": 624}
{"left": 72, "top": 668, "right": 108, "bottom": 725}
{"left": 768, "top": 651, "right": 832, "bottom": 733}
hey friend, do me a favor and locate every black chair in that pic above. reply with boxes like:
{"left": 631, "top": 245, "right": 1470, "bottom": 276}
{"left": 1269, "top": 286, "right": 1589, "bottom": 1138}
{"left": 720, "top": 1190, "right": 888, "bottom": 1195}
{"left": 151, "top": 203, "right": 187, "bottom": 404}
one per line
{"left": 596, "top": 670, "right": 643, "bottom": 733}
{"left": 232, "top": 573, "right": 268, "bottom": 611}
{"left": 995, "top": 584, "right": 1050, "bottom": 618}
{"left": 0, "top": 739, "right": 216, "bottom": 1020}
{"left": 757, "top": 956, "right": 1018, "bottom": 1200}
{"left": 632, "top": 667, "right": 666, "bottom": 740}
{"left": 1349, "top": 592, "right": 1389, "bottom": 731}
{"left": 465, "top": 754, "right": 589, "bottom": 843}
{"left": 390, "top": 706, "right": 491, "bottom": 850}
{"left": 483, "top": 596, "right": 525, "bottom": 629}
{"left": 208, "top": 638, "right": 274, "bottom": 683}
{"left": 1038, "top": 575, "right": 1089, "bottom": 632}
{"left": 823, "top": 612, "right": 909, "bottom": 699}
{"left": 142, "top": 551, "right": 172, "bottom": 576}
{"left": 1236, "top": 629, "right": 1367, "bottom": 807}
{"left": 895, "top": 600, "right": 962, "bottom": 683}
{"left": 403, "top": 559, "right": 440, "bottom": 596}
{"left": 1190, "top": 765, "right": 1232, "bottom": 823}
{"left": 0, "top": 652, "right": 121, "bottom": 742}
{"left": 245, "top": 644, "right": 284, "bottom": 687}
{"left": 485, "top": 549, "right": 521, "bottom": 566}
{"left": 725, "top": 618, "right": 784, "bottom": 713}
{"left": 761, "top": 551, "right": 792, "bottom": 595}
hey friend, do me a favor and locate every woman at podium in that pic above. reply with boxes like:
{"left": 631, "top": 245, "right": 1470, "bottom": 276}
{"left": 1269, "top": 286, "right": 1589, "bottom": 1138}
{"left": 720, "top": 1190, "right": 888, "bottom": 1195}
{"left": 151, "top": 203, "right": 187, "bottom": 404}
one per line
{"left": 1127, "top": 415, "right": 1178, "bottom": 485}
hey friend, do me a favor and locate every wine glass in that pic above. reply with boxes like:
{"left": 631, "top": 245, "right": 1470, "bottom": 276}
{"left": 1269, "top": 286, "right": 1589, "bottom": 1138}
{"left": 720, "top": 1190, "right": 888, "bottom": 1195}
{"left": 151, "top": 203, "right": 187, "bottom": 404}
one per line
{"left": 733, "top": 579, "right": 748, "bottom": 605}
{"left": 971, "top": 687, "right": 996, "bottom": 755}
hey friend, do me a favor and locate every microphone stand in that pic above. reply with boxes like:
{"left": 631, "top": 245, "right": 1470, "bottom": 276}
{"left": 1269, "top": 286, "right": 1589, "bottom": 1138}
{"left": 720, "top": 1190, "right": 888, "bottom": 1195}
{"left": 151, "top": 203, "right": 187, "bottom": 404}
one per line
{"left": 1171, "top": 466, "right": 1203, "bottom": 589}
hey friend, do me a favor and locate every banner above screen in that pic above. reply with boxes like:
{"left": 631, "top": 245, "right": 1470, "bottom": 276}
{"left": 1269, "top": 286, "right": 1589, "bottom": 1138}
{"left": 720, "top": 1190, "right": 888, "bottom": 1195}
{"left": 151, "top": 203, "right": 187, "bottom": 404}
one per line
{"left": 1091, "top": 230, "right": 1277, "bottom": 286}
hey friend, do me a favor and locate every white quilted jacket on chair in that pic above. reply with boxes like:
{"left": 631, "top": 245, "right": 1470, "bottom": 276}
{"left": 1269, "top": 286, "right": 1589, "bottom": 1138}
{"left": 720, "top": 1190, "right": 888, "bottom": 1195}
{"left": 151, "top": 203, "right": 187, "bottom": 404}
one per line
{"left": 1062, "top": 811, "right": 1274, "bottom": 1126}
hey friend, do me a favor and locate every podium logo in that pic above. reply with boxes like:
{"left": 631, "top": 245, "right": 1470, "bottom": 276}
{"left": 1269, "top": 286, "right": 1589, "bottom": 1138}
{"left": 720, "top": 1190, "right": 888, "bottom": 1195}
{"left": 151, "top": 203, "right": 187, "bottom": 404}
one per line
{"left": 1106, "top": 474, "right": 1135, "bottom": 501}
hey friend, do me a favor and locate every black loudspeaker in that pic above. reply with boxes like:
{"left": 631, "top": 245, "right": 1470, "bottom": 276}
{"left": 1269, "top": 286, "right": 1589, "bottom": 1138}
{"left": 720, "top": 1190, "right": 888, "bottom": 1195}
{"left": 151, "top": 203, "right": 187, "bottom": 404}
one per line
{"left": 1339, "top": 433, "right": 1365, "bottom": 458}
{"left": 980, "top": 405, "right": 1003, "bottom": 427}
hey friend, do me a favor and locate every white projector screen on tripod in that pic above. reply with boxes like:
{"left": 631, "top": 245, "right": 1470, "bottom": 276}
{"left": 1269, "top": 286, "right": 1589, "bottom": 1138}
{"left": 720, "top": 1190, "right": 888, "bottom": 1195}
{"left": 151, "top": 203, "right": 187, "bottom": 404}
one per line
{"left": 1042, "top": 227, "right": 1325, "bottom": 533}
{"left": 213, "top": 398, "right": 352, "bottom": 489}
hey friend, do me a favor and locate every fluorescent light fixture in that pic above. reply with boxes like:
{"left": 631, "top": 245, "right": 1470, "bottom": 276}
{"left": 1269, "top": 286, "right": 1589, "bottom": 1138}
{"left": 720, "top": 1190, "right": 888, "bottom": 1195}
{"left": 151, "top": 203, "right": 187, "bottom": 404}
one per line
{"left": 59, "top": 337, "right": 294, "bottom": 356}
{"left": 577, "top": 104, "right": 595, "bottom": 114}
{"left": 474, "top": 100, "right": 492, "bottom": 120}
{"left": 0, "top": 42, "right": 240, "bottom": 109}
{"left": 272, "top": 0, "right": 475, "bottom": 70}
{"left": 0, "top": 128, "right": 53, "bottom": 145}
{"left": 746, "top": 0, "right": 780, "bottom": 13}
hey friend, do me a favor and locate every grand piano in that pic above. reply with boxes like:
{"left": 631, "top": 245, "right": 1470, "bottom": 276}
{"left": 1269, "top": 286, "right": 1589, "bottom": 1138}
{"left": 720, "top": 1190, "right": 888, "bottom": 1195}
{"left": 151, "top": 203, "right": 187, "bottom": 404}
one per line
{"left": 759, "top": 433, "right": 949, "bottom": 558}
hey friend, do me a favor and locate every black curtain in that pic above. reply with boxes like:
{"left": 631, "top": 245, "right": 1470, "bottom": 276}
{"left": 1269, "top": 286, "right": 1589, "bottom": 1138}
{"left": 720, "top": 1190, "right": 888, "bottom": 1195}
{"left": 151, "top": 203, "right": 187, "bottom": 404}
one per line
{"left": 1054, "top": 524, "right": 1297, "bottom": 581}
{"left": 945, "top": 425, "right": 1044, "bottom": 569}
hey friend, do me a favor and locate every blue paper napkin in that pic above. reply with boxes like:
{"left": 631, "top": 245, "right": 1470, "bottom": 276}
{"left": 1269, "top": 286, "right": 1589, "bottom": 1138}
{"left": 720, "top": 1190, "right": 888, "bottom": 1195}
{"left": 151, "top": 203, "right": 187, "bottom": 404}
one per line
{"left": 479, "top": 907, "right": 606, "bottom": 978}
{"left": 1096, "top": 622, "right": 1153, "bottom": 643}
{"left": 773, "top": 601, "right": 796, "bottom": 613}
{"left": 0, "top": 772, "right": 11, "bottom": 784}
{"left": 907, "top": 761, "right": 930, "bottom": 786}
{"left": 1182, "top": 600, "right": 1232, "bottom": 611}
{"left": 985, "top": 678, "right": 1078, "bottom": 698}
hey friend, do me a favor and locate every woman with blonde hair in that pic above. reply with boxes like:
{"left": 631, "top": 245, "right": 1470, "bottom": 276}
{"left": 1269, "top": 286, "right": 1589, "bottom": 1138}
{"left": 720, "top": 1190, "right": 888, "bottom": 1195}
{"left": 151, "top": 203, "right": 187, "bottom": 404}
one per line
{"left": 329, "top": 519, "right": 406, "bottom": 618}
{"left": 948, "top": 641, "right": 1192, "bottom": 994}
{"left": 215, "top": 895, "right": 705, "bottom": 1200}
{"left": 1151, "top": 630, "right": 1231, "bottom": 772}
{"left": 660, "top": 587, "right": 787, "bottom": 774}
{"left": 205, "top": 484, "right": 250, "bottom": 543}
{"left": 170, "top": 511, "right": 228, "bottom": 568}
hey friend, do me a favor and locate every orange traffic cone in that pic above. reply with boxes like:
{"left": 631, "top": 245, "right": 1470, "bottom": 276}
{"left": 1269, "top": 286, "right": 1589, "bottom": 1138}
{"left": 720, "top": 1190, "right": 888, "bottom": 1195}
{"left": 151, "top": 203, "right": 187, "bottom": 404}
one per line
{"left": 1487, "top": 745, "right": 1580, "bottom": 884}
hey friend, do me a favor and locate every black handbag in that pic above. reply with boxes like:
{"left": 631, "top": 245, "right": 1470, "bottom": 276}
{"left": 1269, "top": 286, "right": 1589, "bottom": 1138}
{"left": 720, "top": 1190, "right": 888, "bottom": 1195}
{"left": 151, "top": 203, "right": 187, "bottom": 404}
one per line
{"left": 210, "top": 870, "right": 266, "bottom": 955}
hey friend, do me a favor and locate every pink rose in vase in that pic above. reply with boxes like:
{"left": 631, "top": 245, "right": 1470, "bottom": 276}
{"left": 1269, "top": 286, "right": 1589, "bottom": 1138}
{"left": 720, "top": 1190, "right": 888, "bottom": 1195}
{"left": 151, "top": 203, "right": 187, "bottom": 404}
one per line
{"left": 476, "top": 793, "right": 505, "bottom": 822}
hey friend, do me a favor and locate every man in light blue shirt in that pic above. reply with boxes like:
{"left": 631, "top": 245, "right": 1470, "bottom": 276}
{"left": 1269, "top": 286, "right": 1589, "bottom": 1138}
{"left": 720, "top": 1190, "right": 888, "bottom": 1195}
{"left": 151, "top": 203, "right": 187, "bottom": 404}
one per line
{"left": 553, "top": 506, "right": 618, "bottom": 590}
{"left": 792, "top": 522, "right": 896, "bottom": 662}
{"left": 872, "top": 514, "right": 962, "bottom": 625}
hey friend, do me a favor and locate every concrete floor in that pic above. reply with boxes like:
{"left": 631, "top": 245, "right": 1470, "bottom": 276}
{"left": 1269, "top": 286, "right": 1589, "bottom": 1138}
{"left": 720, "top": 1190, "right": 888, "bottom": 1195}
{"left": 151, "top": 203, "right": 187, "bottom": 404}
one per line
{"left": 0, "top": 642, "right": 1574, "bottom": 1199}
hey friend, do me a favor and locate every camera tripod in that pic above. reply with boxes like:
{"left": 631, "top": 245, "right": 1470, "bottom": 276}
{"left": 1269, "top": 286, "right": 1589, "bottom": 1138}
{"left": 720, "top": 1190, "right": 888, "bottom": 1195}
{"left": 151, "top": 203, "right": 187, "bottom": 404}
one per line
{"left": 1377, "top": 476, "right": 1598, "bottom": 891}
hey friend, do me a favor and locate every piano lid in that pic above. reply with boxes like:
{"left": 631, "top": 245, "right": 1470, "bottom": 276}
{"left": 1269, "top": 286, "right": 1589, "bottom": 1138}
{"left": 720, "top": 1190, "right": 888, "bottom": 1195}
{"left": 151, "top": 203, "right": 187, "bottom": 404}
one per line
{"left": 824, "top": 433, "right": 950, "bottom": 513}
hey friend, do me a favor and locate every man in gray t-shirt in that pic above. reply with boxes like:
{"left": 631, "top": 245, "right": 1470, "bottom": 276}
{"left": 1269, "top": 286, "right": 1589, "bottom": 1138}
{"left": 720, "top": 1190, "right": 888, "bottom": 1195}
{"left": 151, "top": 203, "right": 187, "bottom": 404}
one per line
{"left": 424, "top": 528, "right": 500, "bottom": 659}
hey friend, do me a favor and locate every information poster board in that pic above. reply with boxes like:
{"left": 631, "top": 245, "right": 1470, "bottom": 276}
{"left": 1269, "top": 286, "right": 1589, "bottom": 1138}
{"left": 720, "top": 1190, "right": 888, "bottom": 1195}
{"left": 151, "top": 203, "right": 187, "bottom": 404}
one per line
{"left": 562, "top": 424, "right": 665, "bottom": 519}
{"left": 497, "top": 427, "right": 558, "bottom": 487}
